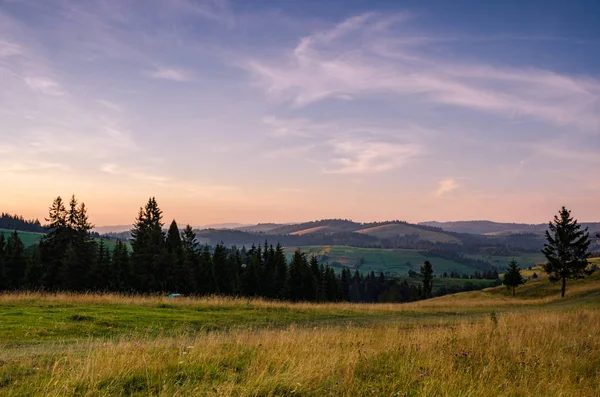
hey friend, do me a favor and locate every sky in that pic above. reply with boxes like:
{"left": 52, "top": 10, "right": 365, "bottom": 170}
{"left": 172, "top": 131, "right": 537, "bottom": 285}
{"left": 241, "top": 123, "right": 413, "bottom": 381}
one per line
{"left": 1, "top": 0, "right": 599, "bottom": 226}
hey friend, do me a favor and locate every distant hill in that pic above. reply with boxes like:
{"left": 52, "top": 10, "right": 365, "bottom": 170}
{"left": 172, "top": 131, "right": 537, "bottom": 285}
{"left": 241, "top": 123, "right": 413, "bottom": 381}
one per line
{"left": 355, "top": 223, "right": 460, "bottom": 244}
{"left": 93, "top": 225, "right": 132, "bottom": 234}
{"left": 235, "top": 223, "right": 289, "bottom": 233}
{"left": 420, "top": 220, "right": 600, "bottom": 235}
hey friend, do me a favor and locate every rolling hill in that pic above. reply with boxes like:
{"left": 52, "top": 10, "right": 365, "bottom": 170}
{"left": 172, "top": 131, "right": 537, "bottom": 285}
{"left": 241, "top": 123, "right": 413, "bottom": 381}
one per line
{"left": 421, "top": 220, "right": 600, "bottom": 235}
{"left": 355, "top": 223, "right": 461, "bottom": 243}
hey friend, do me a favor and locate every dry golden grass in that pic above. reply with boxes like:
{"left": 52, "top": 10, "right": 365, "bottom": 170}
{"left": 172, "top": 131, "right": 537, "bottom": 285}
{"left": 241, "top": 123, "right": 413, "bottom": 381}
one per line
{"left": 1, "top": 272, "right": 599, "bottom": 396}
{"left": 0, "top": 309, "right": 598, "bottom": 396}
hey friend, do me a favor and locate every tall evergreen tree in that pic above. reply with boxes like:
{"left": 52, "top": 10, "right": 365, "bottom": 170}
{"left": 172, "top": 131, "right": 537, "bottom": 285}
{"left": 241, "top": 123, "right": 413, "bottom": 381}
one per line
{"left": 91, "top": 240, "right": 111, "bottom": 291}
{"left": 110, "top": 240, "right": 131, "bottom": 291}
{"left": 420, "top": 260, "right": 434, "bottom": 299}
{"left": 130, "top": 197, "right": 166, "bottom": 292}
{"left": 542, "top": 206, "right": 593, "bottom": 297}
{"left": 40, "top": 196, "right": 68, "bottom": 289}
{"left": 180, "top": 225, "right": 198, "bottom": 293}
{"left": 25, "top": 245, "right": 44, "bottom": 289}
{"left": 212, "top": 243, "right": 229, "bottom": 294}
{"left": 502, "top": 259, "right": 525, "bottom": 296}
{"left": 5, "top": 231, "right": 25, "bottom": 289}
{"left": 273, "top": 244, "right": 288, "bottom": 298}
{"left": 165, "top": 220, "right": 183, "bottom": 292}
{"left": 0, "top": 234, "right": 6, "bottom": 290}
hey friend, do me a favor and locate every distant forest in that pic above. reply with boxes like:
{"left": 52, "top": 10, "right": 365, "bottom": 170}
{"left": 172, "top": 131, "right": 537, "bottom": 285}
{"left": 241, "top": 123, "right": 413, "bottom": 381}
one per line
{"left": 0, "top": 213, "right": 45, "bottom": 233}
{"left": 0, "top": 196, "right": 490, "bottom": 303}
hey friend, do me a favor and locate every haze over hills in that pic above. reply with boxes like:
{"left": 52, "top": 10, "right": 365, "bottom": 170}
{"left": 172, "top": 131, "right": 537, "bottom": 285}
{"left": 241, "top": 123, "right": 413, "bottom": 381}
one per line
{"left": 420, "top": 220, "right": 600, "bottom": 235}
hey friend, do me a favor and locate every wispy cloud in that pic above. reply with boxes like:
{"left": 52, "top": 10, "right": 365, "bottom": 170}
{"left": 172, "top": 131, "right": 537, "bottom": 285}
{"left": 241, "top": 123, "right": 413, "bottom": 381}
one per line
{"left": 23, "top": 77, "right": 64, "bottom": 96}
{"left": 244, "top": 13, "right": 600, "bottom": 130}
{"left": 326, "top": 140, "right": 421, "bottom": 174}
{"left": 435, "top": 178, "right": 459, "bottom": 197}
{"left": 147, "top": 67, "right": 193, "bottom": 82}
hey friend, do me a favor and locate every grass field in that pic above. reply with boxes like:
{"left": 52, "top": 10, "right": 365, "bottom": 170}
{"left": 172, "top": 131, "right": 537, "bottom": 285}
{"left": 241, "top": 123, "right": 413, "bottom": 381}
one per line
{"left": 0, "top": 228, "right": 44, "bottom": 247}
{"left": 467, "top": 252, "right": 546, "bottom": 269}
{"left": 0, "top": 271, "right": 599, "bottom": 395}
{"left": 0, "top": 229, "right": 125, "bottom": 252}
{"left": 287, "top": 245, "right": 481, "bottom": 276}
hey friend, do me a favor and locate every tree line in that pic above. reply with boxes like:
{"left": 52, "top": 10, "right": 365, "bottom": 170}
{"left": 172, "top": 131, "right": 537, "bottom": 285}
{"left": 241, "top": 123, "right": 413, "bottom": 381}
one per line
{"left": 0, "top": 213, "right": 45, "bottom": 233}
{"left": 0, "top": 196, "right": 455, "bottom": 303}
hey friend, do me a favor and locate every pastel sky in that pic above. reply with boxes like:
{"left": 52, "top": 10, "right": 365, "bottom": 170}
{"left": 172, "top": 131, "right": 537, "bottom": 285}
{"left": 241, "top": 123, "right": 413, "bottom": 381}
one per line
{"left": 1, "top": 0, "right": 599, "bottom": 226}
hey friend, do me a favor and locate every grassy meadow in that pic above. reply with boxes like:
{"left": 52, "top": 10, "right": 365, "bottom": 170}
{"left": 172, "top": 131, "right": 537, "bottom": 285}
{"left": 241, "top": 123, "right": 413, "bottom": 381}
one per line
{"left": 0, "top": 271, "right": 599, "bottom": 396}
{"left": 286, "top": 245, "right": 477, "bottom": 275}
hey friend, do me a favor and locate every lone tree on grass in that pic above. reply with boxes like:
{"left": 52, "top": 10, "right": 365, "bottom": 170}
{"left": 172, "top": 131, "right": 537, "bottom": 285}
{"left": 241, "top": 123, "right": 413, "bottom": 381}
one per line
{"left": 420, "top": 260, "right": 433, "bottom": 299}
{"left": 502, "top": 259, "right": 525, "bottom": 296}
{"left": 542, "top": 206, "right": 593, "bottom": 298}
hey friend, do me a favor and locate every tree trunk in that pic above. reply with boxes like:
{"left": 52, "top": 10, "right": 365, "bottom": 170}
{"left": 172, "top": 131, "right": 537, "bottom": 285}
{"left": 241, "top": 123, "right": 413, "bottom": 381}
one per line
{"left": 561, "top": 277, "right": 566, "bottom": 298}
{"left": 512, "top": 286, "right": 515, "bottom": 297}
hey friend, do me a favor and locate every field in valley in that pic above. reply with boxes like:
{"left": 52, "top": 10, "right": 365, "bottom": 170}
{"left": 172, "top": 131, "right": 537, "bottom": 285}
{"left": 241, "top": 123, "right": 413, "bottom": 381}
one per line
{"left": 287, "top": 245, "right": 486, "bottom": 275}
{"left": 0, "top": 270, "right": 599, "bottom": 396}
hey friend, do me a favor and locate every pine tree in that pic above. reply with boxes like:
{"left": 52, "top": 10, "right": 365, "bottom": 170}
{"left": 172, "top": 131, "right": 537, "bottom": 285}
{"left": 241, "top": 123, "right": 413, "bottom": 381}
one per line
{"left": 130, "top": 197, "right": 166, "bottom": 292}
{"left": 287, "top": 250, "right": 307, "bottom": 301}
{"left": 420, "top": 260, "right": 434, "bottom": 299}
{"left": 91, "top": 240, "right": 111, "bottom": 291}
{"left": 0, "top": 234, "right": 6, "bottom": 290}
{"left": 5, "top": 231, "right": 25, "bottom": 289}
{"left": 25, "top": 245, "right": 45, "bottom": 289}
{"left": 273, "top": 244, "right": 288, "bottom": 298}
{"left": 542, "top": 206, "right": 593, "bottom": 297}
{"left": 59, "top": 243, "right": 79, "bottom": 291}
{"left": 180, "top": 225, "right": 198, "bottom": 293}
{"left": 165, "top": 220, "right": 183, "bottom": 292}
{"left": 40, "top": 196, "right": 68, "bottom": 289}
{"left": 502, "top": 259, "right": 526, "bottom": 296}
{"left": 110, "top": 240, "right": 131, "bottom": 291}
{"left": 213, "top": 243, "right": 229, "bottom": 294}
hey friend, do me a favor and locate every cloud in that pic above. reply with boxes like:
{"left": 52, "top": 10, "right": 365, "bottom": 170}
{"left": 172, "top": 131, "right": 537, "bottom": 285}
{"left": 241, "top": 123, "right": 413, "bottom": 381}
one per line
{"left": 0, "top": 39, "right": 23, "bottom": 57}
{"left": 326, "top": 140, "right": 421, "bottom": 174}
{"left": 244, "top": 13, "right": 600, "bottom": 130}
{"left": 147, "top": 67, "right": 192, "bottom": 82}
{"left": 435, "top": 178, "right": 459, "bottom": 197}
{"left": 23, "top": 77, "right": 64, "bottom": 96}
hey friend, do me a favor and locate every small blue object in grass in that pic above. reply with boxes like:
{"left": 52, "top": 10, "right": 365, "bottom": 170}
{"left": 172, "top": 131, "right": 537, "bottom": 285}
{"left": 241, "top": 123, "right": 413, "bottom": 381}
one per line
{"left": 168, "top": 293, "right": 181, "bottom": 298}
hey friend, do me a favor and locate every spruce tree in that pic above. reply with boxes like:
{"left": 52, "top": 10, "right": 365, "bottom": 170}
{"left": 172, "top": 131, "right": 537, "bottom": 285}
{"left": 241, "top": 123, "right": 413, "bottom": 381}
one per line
{"left": 542, "top": 206, "right": 592, "bottom": 297}
{"left": 111, "top": 240, "right": 131, "bottom": 291}
{"left": 502, "top": 259, "right": 526, "bottom": 296}
{"left": 25, "top": 245, "right": 45, "bottom": 289}
{"left": 273, "top": 244, "right": 288, "bottom": 298}
{"left": 0, "top": 234, "right": 6, "bottom": 290}
{"left": 420, "top": 260, "right": 434, "bottom": 299}
{"left": 165, "top": 220, "right": 183, "bottom": 292}
{"left": 180, "top": 225, "right": 198, "bottom": 293}
{"left": 40, "top": 196, "right": 68, "bottom": 289}
{"left": 5, "top": 231, "right": 25, "bottom": 289}
{"left": 130, "top": 197, "right": 166, "bottom": 292}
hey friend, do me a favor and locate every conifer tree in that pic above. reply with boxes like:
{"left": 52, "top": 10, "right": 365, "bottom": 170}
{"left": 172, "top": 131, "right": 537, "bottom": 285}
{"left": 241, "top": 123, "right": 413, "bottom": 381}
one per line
{"left": 180, "top": 225, "right": 198, "bottom": 293}
{"left": 91, "top": 240, "right": 111, "bottom": 291}
{"left": 0, "top": 234, "right": 6, "bottom": 290}
{"left": 420, "top": 260, "right": 434, "bottom": 299}
{"left": 212, "top": 243, "right": 229, "bottom": 294}
{"left": 110, "top": 240, "right": 131, "bottom": 291}
{"left": 59, "top": 243, "right": 79, "bottom": 291}
{"left": 197, "top": 245, "right": 215, "bottom": 294}
{"left": 165, "top": 220, "right": 183, "bottom": 292}
{"left": 25, "top": 245, "right": 44, "bottom": 289}
{"left": 5, "top": 231, "right": 25, "bottom": 289}
{"left": 542, "top": 206, "right": 593, "bottom": 297}
{"left": 130, "top": 197, "right": 166, "bottom": 292}
{"left": 502, "top": 259, "right": 525, "bottom": 296}
{"left": 273, "top": 244, "right": 288, "bottom": 298}
{"left": 287, "top": 250, "right": 308, "bottom": 301}
{"left": 40, "top": 196, "right": 68, "bottom": 289}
